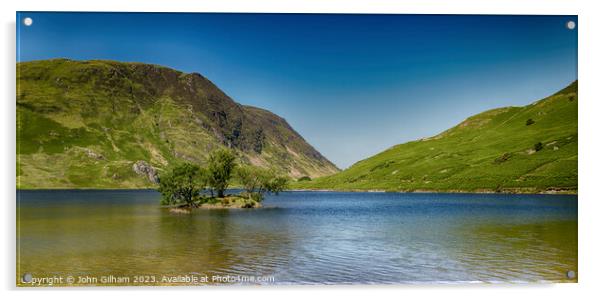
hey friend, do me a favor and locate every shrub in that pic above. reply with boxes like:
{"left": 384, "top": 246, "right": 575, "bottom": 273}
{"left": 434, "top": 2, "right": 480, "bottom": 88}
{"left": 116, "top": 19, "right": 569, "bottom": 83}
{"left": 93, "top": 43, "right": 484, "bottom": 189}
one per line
{"left": 526, "top": 118, "right": 535, "bottom": 126}
{"left": 297, "top": 176, "right": 312, "bottom": 182}
{"left": 242, "top": 199, "right": 256, "bottom": 208}
{"left": 494, "top": 152, "right": 512, "bottom": 164}
{"left": 249, "top": 192, "right": 263, "bottom": 202}
{"left": 534, "top": 142, "right": 544, "bottom": 152}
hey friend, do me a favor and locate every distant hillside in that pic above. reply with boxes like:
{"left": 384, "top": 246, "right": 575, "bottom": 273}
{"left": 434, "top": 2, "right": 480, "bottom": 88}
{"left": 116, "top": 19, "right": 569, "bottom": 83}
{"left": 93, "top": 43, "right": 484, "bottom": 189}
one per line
{"left": 17, "top": 59, "right": 338, "bottom": 189}
{"left": 296, "top": 81, "right": 578, "bottom": 193}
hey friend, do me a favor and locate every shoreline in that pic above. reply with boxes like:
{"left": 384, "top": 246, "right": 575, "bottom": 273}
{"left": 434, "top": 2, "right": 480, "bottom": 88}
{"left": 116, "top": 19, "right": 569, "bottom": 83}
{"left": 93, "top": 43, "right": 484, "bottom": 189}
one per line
{"left": 166, "top": 201, "right": 264, "bottom": 213}
{"left": 17, "top": 187, "right": 577, "bottom": 195}
{"left": 288, "top": 188, "right": 578, "bottom": 195}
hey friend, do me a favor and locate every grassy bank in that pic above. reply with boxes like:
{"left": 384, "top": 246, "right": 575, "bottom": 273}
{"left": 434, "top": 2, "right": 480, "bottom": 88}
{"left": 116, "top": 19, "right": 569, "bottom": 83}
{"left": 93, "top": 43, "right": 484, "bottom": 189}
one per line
{"left": 294, "top": 81, "right": 578, "bottom": 194}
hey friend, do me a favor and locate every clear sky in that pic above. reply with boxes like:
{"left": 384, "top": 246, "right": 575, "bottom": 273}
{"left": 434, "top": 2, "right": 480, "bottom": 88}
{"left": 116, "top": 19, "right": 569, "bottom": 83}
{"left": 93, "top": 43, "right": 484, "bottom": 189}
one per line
{"left": 16, "top": 13, "right": 577, "bottom": 169}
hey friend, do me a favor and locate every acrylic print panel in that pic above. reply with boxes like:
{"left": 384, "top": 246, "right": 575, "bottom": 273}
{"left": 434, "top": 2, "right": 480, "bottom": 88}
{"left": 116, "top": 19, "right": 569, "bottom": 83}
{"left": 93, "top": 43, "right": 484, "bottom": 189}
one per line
{"left": 16, "top": 12, "right": 578, "bottom": 286}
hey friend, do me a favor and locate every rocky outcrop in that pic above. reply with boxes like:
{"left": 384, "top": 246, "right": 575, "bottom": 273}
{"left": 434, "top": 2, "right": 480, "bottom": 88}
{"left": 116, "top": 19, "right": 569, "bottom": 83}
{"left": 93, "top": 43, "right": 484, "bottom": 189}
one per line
{"left": 84, "top": 148, "right": 104, "bottom": 160}
{"left": 132, "top": 161, "right": 159, "bottom": 184}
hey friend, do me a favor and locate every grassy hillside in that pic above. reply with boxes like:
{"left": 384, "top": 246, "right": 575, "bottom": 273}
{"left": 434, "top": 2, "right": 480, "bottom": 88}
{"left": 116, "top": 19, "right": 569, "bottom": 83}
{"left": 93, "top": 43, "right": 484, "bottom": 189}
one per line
{"left": 295, "top": 81, "right": 578, "bottom": 193}
{"left": 17, "top": 59, "right": 338, "bottom": 189}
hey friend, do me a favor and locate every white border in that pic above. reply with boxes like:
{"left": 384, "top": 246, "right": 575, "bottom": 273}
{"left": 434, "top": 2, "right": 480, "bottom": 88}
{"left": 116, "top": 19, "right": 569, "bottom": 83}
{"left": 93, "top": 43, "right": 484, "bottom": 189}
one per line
{"left": 2, "top": 1, "right": 601, "bottom": 299}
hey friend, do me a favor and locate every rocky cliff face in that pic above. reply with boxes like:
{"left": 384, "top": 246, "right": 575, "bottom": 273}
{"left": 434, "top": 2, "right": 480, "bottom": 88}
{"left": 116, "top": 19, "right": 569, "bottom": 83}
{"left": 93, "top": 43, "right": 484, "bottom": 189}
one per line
{"left": 132, "top": 161, "right": 159, "bottom": 184}
{"left": 17, "top": 59, "right": 339, "bottom": 188}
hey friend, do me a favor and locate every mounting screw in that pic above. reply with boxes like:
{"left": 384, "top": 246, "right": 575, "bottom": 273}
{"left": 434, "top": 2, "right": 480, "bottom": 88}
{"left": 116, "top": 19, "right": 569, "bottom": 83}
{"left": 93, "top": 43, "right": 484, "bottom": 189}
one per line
{"left": 566, "top": 21, "right": 576, "bottom": 30}
{"left": 566, "top": 270, "right": 576, "bottom": 279}
{"left": 22, "top": 273, "right": 32, "bottom": 283}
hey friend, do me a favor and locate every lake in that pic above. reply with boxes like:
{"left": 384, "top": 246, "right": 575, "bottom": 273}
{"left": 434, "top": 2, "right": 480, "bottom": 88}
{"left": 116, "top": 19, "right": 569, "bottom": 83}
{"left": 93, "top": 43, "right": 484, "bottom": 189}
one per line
{"left": 17, "top": 190, "right": 577, "bottom": 285}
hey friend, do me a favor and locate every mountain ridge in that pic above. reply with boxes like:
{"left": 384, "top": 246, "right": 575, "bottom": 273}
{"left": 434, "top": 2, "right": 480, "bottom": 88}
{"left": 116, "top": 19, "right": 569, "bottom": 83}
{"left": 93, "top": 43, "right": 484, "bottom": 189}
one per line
{"left": 17, "top": 59, "right": 339, "bottom": 188}
{"left": 295, "top": 81, "right": 578, "bottom": 194}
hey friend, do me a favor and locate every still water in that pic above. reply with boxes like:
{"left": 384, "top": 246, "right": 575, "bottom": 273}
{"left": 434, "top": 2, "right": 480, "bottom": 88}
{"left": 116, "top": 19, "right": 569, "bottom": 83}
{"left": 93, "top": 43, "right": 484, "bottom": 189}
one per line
{"left": 17, "top": 190, "right": 577, "bottom": 285}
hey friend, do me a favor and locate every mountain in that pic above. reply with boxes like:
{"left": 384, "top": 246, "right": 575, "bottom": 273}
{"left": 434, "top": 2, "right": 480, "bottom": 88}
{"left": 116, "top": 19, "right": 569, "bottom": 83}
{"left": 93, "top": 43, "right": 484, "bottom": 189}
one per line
{"left": 296, "top": 81, "right": 578, "bottom": 193}
{"left": 17, "top": 59, "right": 339, "bottom": 189}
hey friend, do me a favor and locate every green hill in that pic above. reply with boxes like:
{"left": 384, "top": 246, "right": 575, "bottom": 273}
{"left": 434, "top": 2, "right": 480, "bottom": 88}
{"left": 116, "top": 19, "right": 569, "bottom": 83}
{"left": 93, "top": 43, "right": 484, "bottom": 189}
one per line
{"left": 17, "top": 59, "right": 339, "bottom": 189}
{"left": 295, "top": 81, "right": 578, "bottom": 194}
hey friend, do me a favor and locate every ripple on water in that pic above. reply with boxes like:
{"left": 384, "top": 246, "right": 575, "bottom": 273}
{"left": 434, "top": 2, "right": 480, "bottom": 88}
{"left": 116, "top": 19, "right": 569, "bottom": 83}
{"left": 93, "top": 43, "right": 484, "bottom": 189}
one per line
{"left": 17, "top": 190, "right": 577, "bottom": 284}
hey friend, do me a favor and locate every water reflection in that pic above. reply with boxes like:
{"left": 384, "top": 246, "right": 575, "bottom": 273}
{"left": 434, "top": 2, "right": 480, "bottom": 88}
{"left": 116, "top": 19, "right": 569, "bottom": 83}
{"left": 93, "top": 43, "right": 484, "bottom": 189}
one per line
{"left": 451, "top": 220, "right": 577, "bottom": 282}
{"left": 17, "top": 190, "right": 577, "bottom": 285}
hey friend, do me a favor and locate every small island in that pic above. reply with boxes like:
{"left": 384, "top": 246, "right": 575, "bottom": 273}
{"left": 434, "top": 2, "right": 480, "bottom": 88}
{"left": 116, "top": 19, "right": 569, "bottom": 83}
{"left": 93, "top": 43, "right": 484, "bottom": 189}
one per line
{"left": 158, "top": 149, "right": 288, "bottom": 213}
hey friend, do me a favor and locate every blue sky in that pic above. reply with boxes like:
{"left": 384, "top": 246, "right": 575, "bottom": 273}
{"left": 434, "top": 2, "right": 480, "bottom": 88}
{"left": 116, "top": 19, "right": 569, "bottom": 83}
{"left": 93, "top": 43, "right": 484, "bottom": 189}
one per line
{"left": 16, "top": 13, "right": 577, "bottom": 169}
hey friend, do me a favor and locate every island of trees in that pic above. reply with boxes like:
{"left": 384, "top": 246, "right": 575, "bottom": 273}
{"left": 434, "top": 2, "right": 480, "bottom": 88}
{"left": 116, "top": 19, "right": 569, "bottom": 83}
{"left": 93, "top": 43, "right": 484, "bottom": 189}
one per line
{"left": 158, "top": 149, "right": 288, "bottom": 211}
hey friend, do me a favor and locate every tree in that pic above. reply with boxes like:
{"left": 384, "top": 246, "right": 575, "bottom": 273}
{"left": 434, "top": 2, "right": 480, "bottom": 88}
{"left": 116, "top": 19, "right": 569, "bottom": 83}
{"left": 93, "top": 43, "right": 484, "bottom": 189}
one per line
{"left": 264, "top": 176, "right": 288, "bottom": 195}
{"left": 158, "top": 163, "right": 205, "bottom": 207}
{"left": 237, "top": 165, "right": 263, "bottom": 196}
{"left": 236, "top": 166, "right": 289, "bottom": 201}
{"left": 207, "top": 149, "right": 237, "bottom": 197}
{"left": 257, "top": 169, "right": 289, "bottom": 198}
